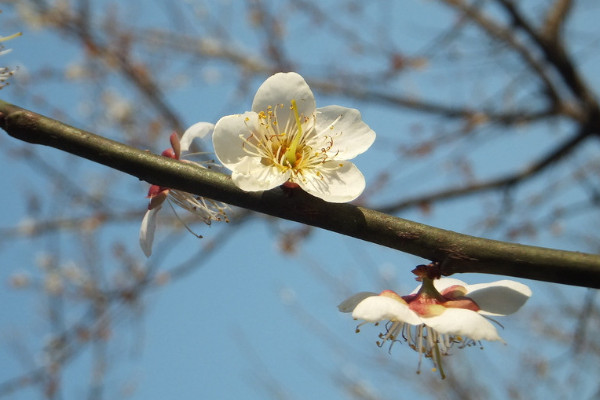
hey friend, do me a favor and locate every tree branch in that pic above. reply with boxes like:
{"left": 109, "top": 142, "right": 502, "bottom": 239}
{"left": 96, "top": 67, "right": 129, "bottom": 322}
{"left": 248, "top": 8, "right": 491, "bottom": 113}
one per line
{"left": 377, "top": 127, "right": 591, "bottom": 213}
{"left": 440, "top": 0, "right": 562, "bottom": 105}
{"left": 1, "top": 100, "right": 599, "bottom": 288}
{"left": 497, "top": 0, "right": 597, "bottom": 107}
{"left": 542, "top": 0, "right": 573, "bottom": 41}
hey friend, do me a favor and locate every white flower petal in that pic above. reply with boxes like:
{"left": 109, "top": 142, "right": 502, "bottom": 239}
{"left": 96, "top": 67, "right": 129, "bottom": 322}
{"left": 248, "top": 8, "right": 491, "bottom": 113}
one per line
{"left": 297, "top": 161, "right": 366, "bottom": 202}
{"left": 213, "top": 112, "right": 258, "bottom": 167}
{"left": 251, "top": 72, "right": 316, "bottom": 123}
{"left": 409, "top": 277, "right": 469, "bottom": 295}
{"left": 337, "top": 292, "right": 378, "bottom": 313}
{"left": 314, "top": 105, "right": 376, "bottom": 159}
{"left": 423, "top": 308, "right": 503, "bottom": 342}
{"left": 231, "top": 157, "right": 290, "bottom": 191}
{"left": 352, "top": 296, "right": 421, "bottom": 325}
{"left": 434, "top": 277, "right": 469, "bottom": 292}
{"left": 466, "top": 280, "right": 532, "bottom": 316}
{"left": 180, "top": 122, "right": 214, "bottom": 153}
{"left": 139, "top": 207, "right": 161, "bottom": 257}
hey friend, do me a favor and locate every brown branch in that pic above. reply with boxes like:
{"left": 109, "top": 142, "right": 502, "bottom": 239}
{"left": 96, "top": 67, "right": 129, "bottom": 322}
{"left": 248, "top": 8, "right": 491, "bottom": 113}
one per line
{"left": 497, "top": 0, "right": 597, "bottom": 107}
{"left": 130, "top": 28, "right": 570, "bottom": 124}
{"left": 249, "top": 0, "right": 292, "bottom": 71}
{"left": 440, "top": 0, "right": 562, "bottom": 104}
{"left": 1, "top": 100, "right": 600, "bottom": 288}
{"left": 0, "top": 210, "right": 144, "bottom": 239}
{"left": 37, "top": 1, "right": 186, "bottom": 133}
{"left": 542, "top": 0, "right": 573, "bottom": 41}
{"left": 131, "top": 27, "right": 577, "bottom": 125}
{"left": 378, "top": 127, "right": 591, "bottom": 213}
{"left": 310, "top": 80, "right": 568, "bottom": 123}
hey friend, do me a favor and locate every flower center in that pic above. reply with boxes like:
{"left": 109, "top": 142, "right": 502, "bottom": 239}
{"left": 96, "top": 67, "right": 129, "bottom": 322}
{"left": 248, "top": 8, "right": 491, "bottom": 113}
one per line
{"left": 403, "top": 278, "right": 480, "bottom": 317}
{"left": 243, "top": 101, "right": 336, "bottom": 180}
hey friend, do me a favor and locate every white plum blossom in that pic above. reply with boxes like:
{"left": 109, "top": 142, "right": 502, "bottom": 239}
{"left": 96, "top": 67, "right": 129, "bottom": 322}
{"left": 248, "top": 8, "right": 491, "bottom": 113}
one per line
{"left": 338, "top": 264, "right": 532, "bottom": 378}
{"left": 212, "top": 72, "right": 376, "bottom": 203}
{"left": 139, "top": 123, "right": 228, "bottom": 257}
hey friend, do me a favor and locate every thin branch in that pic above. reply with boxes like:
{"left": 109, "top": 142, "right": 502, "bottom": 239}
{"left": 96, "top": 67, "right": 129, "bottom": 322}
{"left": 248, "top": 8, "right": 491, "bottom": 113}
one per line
{"left": 1, "top": 100, "right": 600, "bottom": 288}
{"left": 35, "top": 0, "right": 187, "bottom": 133}
{"left": 497, "top": 0, "right": 597, "bottom": 107}
{"left": 310, "top": 81, "right": 567, "bottom": 123}
{"left": 132, "top": 29, "right": 572, "bottom": 124}
{"left": 248, "top": 0, "right": 292, "bottom": 71}
{"left": 377, "top": 127, "right": 591, "bottom": 213}
{"left": 440, "top": 0, "right": 562, "bottom": 105}
{"left": 542, "top": 0, "right": 573, "bottom": 41}
{"left": 0, "top": 210, "right": 143, "bottom": 239}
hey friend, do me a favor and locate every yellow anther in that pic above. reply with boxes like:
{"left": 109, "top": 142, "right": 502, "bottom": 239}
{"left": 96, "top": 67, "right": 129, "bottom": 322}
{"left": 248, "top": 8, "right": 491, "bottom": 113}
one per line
{"left": 0, "top": 32, "right": 22, "bottom": 42}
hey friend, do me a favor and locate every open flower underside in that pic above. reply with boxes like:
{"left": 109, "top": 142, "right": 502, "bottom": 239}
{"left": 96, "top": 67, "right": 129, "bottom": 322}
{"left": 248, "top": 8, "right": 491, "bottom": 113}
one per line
{"left": 340, "top": 274, "right": 531, "bottom": 379}
{"left": 166, "top": 189, "right": 228, "bottom": 225}
{"left": 369, "top": 320, "right": 479, "bottom": 378}
{"left": 140, "top": 127, "right": 229, "bottom": 257}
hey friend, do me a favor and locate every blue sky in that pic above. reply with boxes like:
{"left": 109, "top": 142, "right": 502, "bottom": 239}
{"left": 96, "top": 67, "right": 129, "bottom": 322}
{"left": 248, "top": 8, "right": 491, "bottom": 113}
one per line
{"left": 0, "top": 1, "right": 599, "bottom": 399}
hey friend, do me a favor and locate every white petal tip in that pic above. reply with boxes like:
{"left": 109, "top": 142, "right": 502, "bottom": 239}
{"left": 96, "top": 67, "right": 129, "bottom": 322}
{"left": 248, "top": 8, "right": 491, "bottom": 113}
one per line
{"left": 180, "top": 122, "right": 215, "bottom": 152}
{"left": 338, "top": 292, "right": 377, "bottom": 313}
{"left": 468, "top": 280, "right": 532, "bottom": 316}
{"left": 139, "top": 208, "right": 160, "bottom": 257}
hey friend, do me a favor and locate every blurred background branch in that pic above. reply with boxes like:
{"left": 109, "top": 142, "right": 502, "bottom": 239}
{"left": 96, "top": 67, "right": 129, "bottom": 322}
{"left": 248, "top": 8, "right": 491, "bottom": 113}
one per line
{"left": 1, "top": 0, "right": 599, "bottom": 399}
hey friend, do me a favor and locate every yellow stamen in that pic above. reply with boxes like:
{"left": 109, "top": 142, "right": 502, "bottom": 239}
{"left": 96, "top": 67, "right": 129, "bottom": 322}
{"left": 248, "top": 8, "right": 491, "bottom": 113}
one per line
{"left": 434, "top": 342, "right": 446, "bottom": 379}
{"left": 0, "top": 32, "right": 22, "bottom": 42}
{"left": 284, "top": 99, "right": 303, "bottom": 166}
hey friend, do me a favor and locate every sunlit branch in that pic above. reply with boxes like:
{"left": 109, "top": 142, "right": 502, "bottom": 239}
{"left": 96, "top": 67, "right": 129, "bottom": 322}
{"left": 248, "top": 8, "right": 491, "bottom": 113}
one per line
{"left": 2, "top": 100, "right": 600, "bottom": 288}
{"left": 541, "top": 0, "right": 573, "bottom": 40}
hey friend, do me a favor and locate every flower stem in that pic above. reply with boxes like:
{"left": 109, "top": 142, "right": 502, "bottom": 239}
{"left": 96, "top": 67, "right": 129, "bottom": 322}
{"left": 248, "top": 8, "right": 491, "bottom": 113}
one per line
{"left": 417, "top": 277, "right": 445, "bottom": 302}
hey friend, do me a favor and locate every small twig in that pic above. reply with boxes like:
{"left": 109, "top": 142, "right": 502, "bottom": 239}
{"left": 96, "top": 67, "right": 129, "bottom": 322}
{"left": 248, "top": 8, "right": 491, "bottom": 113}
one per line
{"left": 377, "top": 127, "right": 591, "bottom": 214}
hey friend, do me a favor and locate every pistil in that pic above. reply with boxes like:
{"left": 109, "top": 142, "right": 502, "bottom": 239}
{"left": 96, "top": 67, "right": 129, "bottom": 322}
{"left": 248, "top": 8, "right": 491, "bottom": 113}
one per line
{"left": 284, "top": 99, "right": 303, "bottom": 167}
